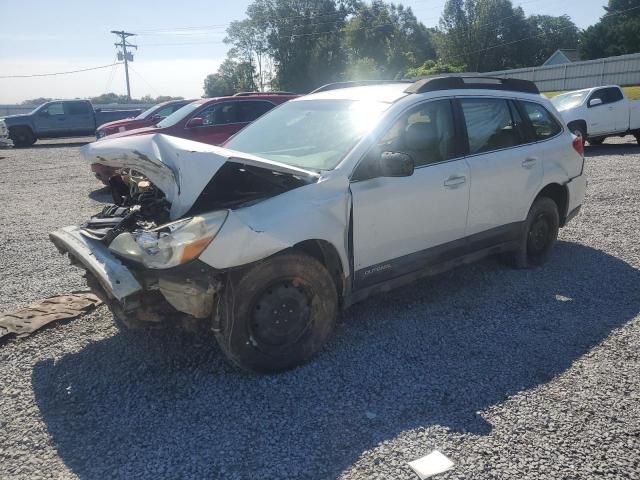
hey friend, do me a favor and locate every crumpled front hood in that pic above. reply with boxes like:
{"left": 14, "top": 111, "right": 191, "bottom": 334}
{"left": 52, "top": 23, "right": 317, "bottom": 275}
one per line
{"left": 81, "top": 134, "right": 320, "bottom": 219}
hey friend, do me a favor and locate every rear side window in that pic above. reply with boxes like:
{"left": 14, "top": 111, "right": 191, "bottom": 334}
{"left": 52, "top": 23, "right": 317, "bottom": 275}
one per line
{"left": 520, "top": 102, "right": 562, "bottom": 140}
{"left": 460, "top": 98, "right": 524, "bottom": 154}
{"left": 67, "top": 102, "right": 90, "bottom": 115}
{"left": 237, "top": 101, "right": 275, "bottom": 123}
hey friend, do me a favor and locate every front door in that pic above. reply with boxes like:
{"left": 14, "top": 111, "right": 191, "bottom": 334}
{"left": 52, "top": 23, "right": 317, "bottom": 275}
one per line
{"left": 586, "top": 88, "right": 618, "bottom": 135}
{"left": 186, "top": 101, "right": 241, "bottom": 145}
{"left": 350, "top": 99, "right": 470, "bottom": 289}
{"left": 33, "top": 102, "right": 66, "bottom": 136}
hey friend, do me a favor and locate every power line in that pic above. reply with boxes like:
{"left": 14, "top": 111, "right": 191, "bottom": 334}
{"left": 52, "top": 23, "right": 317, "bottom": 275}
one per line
{"left": 0, "top": 63, "right": 120, "bottom": 79}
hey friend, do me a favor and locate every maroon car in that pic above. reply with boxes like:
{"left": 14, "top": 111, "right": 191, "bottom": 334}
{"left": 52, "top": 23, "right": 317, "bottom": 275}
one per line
{"left": 91, "top": 92, "right": 298, "bottom": 184}
{"left": 95, "top": 99, "right": 194, "bottom": 139}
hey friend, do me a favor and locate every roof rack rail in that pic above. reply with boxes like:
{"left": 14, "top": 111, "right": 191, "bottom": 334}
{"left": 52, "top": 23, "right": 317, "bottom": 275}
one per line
{"left": 233, "top": 91, "right": 296, "bottom": 97}
{"left": 405, "top": 76, "right": 539, "bottom": 95}
{"left": 310, "top": 80, "right": 412, "bottom": 94}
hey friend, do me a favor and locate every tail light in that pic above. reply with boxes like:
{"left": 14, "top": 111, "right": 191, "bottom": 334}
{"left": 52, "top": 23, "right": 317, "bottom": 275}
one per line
{"left": 572, "top": 134, "right": 585, "bottom": 175}
{"left": 572, "top": 135, "right": 584, "bottom": 157}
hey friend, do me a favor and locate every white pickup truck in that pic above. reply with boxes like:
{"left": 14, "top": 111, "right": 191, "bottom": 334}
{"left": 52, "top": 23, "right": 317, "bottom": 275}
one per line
{"left": 551, "top": 85, "right": 640, "bottom": 145}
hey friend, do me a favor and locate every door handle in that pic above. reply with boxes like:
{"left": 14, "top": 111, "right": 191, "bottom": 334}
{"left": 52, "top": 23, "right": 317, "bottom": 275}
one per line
{"left": 443, "top": 175, "right": 466, "bottom": 188}
{"left": 522, "top": 157, "right": 538, "bottom": 169}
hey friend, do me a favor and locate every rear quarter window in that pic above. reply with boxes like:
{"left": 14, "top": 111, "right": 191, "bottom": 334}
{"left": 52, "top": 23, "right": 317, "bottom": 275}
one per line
{"left": 520, "top": 101, "right": 562, "bottom": 140}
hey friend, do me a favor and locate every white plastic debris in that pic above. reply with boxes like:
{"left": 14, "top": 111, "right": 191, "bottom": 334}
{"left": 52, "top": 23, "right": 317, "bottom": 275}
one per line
{"left": 408, "top": 450, "right": 454, "bottom": 479}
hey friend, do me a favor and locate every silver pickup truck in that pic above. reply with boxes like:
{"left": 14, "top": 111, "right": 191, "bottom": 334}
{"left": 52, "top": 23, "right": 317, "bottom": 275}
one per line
{"left": 0, "top": 100, "right": 142, "bottom": 147}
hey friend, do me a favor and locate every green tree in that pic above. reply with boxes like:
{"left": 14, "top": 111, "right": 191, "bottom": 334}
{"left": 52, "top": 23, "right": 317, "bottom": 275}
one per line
{"left": 243, "top": 0, "right": 357, "bottom": 92}
{"left": 405, "top": 59, "right": 466, "bottom": 78}
{"left": 203, "top": 57, "right": 257, "bottom": 97}
{"left": 525, "top": 15, "right": 579, "bottom": 66}
{"left": 581, "top": 0, "right": 640, "bottom": 59}
{"left": 437, "top": 0, "right": 532, "bottom": 71}
{"left": 344, "top": 0, "right": 436, "bottom": 79}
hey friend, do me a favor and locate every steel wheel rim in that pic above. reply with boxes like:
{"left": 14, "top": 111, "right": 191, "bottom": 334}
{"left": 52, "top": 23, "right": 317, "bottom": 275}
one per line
{"left": 250, "top": 280, "right": 313, "bottom": 349}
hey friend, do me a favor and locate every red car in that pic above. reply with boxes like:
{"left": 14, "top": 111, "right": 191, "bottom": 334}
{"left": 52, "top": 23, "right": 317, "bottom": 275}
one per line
{"left": 91, "top": 93, "right": 298, "bottom": 184}
{"left": 95, "top": 99, "right": 195, "bottom": 139}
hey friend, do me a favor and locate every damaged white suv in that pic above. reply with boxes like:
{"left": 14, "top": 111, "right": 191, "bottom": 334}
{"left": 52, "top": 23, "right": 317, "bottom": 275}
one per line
{"left": 51, "top": 77, "right": 586, "bottom": 372}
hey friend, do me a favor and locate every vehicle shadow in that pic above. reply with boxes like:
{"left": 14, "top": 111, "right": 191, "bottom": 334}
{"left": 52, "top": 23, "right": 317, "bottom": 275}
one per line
{"left": 586, "top": 141, "right": 639, "bottom": 158}
{"left": 88, "top": 186, "right": 112, "bottom": 203}
{"left": 31, "top": 242, "right": 640, "bottom": 479}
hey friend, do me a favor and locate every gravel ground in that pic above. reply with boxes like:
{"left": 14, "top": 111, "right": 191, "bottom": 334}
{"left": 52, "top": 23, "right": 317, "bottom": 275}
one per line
{"left": 1, "top": 137, "right": 639, "bottom": 480}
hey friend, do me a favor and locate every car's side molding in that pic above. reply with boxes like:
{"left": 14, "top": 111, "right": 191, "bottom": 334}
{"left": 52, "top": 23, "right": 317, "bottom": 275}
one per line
{"left": 351, "top": 222, "right": 524, "bottom": 292}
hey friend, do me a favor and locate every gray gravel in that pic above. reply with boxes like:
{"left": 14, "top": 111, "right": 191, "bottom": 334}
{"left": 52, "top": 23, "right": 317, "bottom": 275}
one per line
{"left": 1, "top": 137, "right": 639, "bottom": 480}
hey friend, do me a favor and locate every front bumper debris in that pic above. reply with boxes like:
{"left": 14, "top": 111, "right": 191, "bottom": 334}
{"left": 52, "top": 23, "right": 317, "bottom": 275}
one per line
{"left": 49, "top": 226, "right": 142, "bottom": 302}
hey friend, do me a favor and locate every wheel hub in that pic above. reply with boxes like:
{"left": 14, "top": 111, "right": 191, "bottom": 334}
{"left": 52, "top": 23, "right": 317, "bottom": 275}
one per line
{"left": 251, "top": 281, "right": 312, "bottom": 347}
{"left": 528, "top": 213, "right": 550, "bottom": 254}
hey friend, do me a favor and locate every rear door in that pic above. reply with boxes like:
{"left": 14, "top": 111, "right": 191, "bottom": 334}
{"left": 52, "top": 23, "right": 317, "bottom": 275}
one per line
{"left": 459, "top": 97, "right": 543, "bottom": 242}
{"left": 65, "top": 101, "right": 95, "bottom": 135}
{"left": 32, "top": 102, "right": 66, "bottom": 136}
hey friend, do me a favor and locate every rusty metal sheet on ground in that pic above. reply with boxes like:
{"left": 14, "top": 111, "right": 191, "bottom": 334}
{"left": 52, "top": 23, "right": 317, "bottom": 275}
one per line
{"left": 0, "top": 292, "right": 102, "bottom": 340}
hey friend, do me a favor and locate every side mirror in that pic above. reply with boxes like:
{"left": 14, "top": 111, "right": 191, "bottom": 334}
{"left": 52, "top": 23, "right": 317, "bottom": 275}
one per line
{"left": 186, "top": 117, "right": 204, "bottom": 128}
{"left": 378, "top": 151, "right": 414, "bottom": 177}
{"left": 588, "top": 98, "right": 603, "bottom": 107}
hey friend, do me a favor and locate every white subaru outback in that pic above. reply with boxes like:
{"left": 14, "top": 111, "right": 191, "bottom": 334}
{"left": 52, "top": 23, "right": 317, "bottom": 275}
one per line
{"left": 50, "top": 77, "right": 586, "bottom": 373}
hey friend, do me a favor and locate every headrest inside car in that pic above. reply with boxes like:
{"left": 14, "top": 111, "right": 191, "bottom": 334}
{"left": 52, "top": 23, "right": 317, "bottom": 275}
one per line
{"left": 405, "top": 122, "right": 438, "bottom": 151}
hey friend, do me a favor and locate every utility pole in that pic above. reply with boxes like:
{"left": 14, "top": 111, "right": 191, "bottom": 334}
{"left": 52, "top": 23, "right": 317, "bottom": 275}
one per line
{"left": 111, "top": 30, "right": 137, "bottom": 100}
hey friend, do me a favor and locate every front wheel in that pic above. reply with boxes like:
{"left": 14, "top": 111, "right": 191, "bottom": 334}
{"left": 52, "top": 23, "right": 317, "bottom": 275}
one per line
{"left": 508, "top": 197, "right": 560, "bottom": 269}
{"left": 9, "top": 127, "right": 36, "bottom": 148}
{"left": 215, "top": 252, "right": 338, "bottom": 373}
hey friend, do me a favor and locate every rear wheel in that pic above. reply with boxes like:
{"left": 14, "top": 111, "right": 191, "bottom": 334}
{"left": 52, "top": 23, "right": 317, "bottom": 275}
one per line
{"left": 9, "top": 127, "right": 36, "bottom": 148}
{"left": 508, "top": 197, "right": 560, "bottom": 269}
{"left": 215, "top": 252, "right": 337, "bottom": 373}
{"left": 588, "top": 136, "right": 604, "bottom": 145}
{"left": 635, "top": 133, "right": 640, "bottom": 145}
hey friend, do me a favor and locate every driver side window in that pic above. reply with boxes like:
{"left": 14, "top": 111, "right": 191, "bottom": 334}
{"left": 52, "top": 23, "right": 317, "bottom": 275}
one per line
{"left": 378, "top": 99, "right": 456, "bottom": 168}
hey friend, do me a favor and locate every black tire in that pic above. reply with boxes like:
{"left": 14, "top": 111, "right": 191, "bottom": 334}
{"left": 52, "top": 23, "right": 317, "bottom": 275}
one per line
{"left": 635, "top": 133, "right": 640, "bottom": 145}
{"left": 9, "top": 127, "right": 36, "bottom": 148}
{"left": 215, "top": 252, "right": 338, "bottom": 373}
{"left": 508, "top": 197, "right": 560, "bottom": 269}
{"left": 588, "top": 137, "right": 604, "bottom": 146}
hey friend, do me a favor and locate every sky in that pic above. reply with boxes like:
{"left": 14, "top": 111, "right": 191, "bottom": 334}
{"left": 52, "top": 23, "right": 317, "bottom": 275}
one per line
{"left": 0, "top": 0, "right": 609, "bottom": 104}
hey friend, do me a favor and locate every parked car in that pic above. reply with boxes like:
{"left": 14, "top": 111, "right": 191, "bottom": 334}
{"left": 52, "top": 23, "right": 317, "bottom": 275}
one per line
{"left": 90, "top": 92, "right": 298, "bottom": 184}
{"left": 50, "top": 77, "right": 586, "bottom": 373}
{"left": 0, "top": 119, "right": 10, "bottom": 146}
{"left": 95, "top": 99, "right": 194, "bottom": 139}
{"left": 0, "top": 100, "right": 142, "bottom": 147}
{"left": 551, "top": 85, "right": 640, "bottom": 145}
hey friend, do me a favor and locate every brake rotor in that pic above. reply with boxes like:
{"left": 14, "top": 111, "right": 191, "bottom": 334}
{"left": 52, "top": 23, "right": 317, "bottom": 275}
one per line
{"left": 0, "top": 292, "right": 102, "bottom": 340}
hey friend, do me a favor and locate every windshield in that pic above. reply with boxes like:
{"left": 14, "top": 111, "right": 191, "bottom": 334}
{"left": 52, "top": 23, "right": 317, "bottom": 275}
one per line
{"left": 156, "top": 102, "right": 201, "bottom": 128}
{"left": 551, "top": 91, "right": 588, "bottom": 110}
{"left": 135, "top": 104, "right": 161, "bottom": 120}
{"left": 225, "top": 99, "right": 390, "bottom": 170}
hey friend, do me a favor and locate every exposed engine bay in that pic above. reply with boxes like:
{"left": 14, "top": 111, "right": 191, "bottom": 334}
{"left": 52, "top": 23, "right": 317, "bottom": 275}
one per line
{"left": 81, "top": 163, "right": 313, "bottom": 247}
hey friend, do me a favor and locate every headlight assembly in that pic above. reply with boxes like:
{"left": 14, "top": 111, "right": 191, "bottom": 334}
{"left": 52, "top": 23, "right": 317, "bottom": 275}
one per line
{"left": 109, "top": 210, "right": 228, "bottom": 269}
